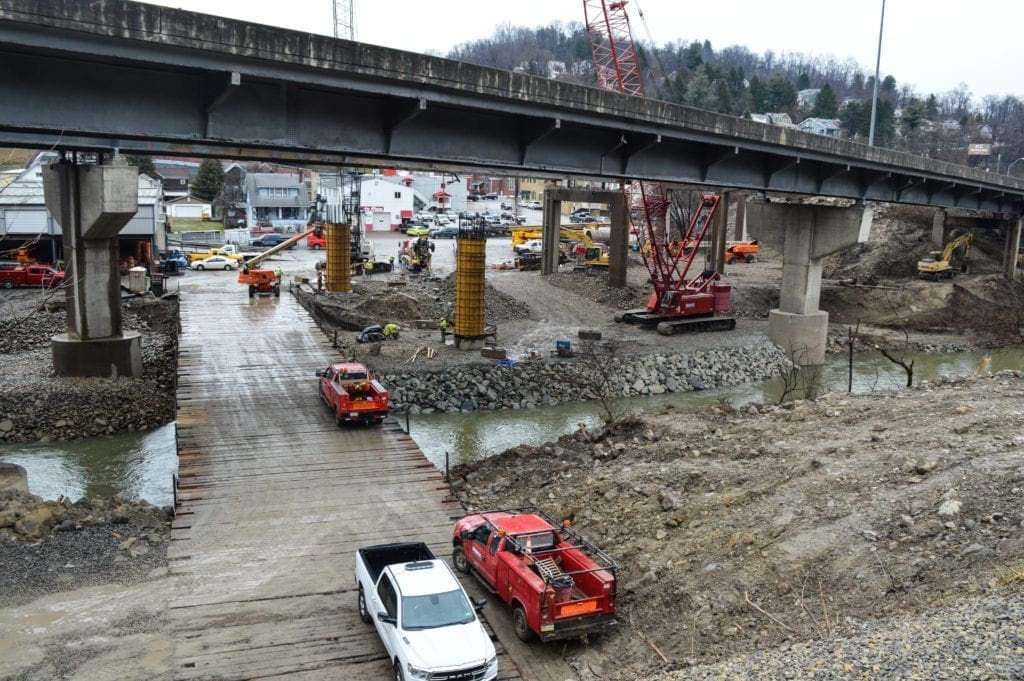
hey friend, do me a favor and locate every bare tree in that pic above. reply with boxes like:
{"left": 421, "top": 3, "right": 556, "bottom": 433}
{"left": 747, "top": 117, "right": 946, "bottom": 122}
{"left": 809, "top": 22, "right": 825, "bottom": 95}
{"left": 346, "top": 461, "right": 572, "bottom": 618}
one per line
{"left": 575, "top": 337, "right": 623, "bottom": 425}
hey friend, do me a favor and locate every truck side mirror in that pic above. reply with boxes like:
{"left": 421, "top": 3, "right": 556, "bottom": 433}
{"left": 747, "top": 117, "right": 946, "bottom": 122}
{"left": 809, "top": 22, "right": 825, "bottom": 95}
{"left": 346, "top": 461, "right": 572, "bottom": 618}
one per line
{"left": 377, "top": 612, "right": 396, "bottom": 626}
{"left": 473, "top": 599, "right": 487, "bottom": 612}
{"left": 315, "top": 370, "right": 323, "bottom": 377}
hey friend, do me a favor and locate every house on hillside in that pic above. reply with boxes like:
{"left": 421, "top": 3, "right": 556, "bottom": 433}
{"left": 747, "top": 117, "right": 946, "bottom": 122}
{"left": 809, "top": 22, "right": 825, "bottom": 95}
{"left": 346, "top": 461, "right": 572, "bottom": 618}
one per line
{"left": 750, "top": 113, "right": 795, "bottom": 128}
{"left": 797, "top": 88, "right": 821, "bottom": 109}
{"left": 245, "top": 172, "right": 309, "bottom": 230}
{"left": 797, "top": 117, "right": 843, "bottom": 138}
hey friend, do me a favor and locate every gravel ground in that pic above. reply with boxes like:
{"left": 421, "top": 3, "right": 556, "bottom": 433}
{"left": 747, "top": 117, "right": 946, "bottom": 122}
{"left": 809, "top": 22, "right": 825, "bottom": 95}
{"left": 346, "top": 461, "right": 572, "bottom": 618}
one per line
{"left": 672, "top": 591, "right": 1024, "bottom": 680}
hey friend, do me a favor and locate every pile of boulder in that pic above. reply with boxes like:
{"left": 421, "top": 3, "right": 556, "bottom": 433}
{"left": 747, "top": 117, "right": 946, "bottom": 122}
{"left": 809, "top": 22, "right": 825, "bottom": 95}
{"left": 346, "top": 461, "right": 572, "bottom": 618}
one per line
{"left": 0, "top": 463, "right": 172, "bottom": 545}
{"left": 381, "top": 340, "right": 790, "bottom": 413}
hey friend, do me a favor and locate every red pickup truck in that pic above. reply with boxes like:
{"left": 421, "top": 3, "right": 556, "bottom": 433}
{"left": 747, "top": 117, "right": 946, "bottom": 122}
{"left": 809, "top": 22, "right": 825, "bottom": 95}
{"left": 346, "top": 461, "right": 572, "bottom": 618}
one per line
{"left": 0, "top": 264, "right": 65, "bottom": 289}
{"left": 452, "top": 507, "right": 618, "bottom": 642}
{"left": 315, "top": 361, "right": 389, "bottom": 425}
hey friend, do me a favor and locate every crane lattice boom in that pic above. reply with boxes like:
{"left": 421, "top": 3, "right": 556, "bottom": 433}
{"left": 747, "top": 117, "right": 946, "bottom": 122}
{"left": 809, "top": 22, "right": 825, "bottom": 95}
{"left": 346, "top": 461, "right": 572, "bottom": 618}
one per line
{"left": 583, "top": 0, "right": 723, "bottom": 318}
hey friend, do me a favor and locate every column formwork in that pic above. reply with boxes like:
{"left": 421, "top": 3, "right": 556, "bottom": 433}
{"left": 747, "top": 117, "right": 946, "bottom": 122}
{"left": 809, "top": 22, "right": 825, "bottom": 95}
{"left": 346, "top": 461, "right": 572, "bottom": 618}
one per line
{"left": 326, "top": 222, "right": 351, "bottom": 292}
{"left": 453, "top": 236, "right": 486, "bottom": 350}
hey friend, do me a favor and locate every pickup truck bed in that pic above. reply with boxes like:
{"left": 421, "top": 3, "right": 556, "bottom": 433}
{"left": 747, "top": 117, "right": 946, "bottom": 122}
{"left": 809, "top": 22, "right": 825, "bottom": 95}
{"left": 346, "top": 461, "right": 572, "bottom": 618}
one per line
{"left": 357, "top": 542, "right": 434, "bottom": 587}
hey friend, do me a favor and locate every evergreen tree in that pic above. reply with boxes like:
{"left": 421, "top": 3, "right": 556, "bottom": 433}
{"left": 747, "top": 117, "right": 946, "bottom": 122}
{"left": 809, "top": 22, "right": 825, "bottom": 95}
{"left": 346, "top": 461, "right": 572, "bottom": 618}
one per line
{"left": 683, "top": 41, "right": 703, "bottom": 70}
{"left": 765, "top": 73, "right": 797, "bottom": 111}
{"left": 796, "top": 72, "right": 811, "bottom": 90}
{"left": 749, "top": 75, "right": 767, "bottom": 112}
{"left": 925, "top": 94, "right": 940, "bottom": 120}
{"left": 813, "top": 83, "right": 838, "bottom": 118}
{"left": 191, "top": 159, "right": 225, "bottom": 202}
{"left": 900, "top": 98, "right": 928, "bottom": 132}
{"left": 684, "top": 65, "right": 714, "bottom": 109}
{"left": 124, "top": 154, "right": 156, "bottom": 178}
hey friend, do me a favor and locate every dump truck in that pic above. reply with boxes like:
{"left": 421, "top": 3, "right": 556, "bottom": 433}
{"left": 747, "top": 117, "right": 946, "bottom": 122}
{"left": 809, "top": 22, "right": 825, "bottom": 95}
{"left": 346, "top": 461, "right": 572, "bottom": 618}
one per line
{"left": 315, "top": 361, "right": 389, "bottom": 425}
{"left": 452, "top": 507, "right": 618, "bottom": 642}
{"left": 355, "top": 542, "right": 497, "bottom": 681}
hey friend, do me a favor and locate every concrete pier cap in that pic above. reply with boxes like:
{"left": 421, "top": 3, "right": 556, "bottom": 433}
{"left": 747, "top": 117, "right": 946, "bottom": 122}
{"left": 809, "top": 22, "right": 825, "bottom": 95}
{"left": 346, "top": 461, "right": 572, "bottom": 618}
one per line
{"left": 42, "top": 158, "right": 141, "bottom": 378}
{"left": 752, "top": 200, "right": 873, "bottom": 365}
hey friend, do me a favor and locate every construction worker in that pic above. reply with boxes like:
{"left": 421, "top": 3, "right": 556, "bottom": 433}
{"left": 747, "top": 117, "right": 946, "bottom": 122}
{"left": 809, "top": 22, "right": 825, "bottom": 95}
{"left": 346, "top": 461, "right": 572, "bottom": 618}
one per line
{"left": 273, "top": 266, "right": 283, "bottom": 284}
{"left": 363, "top": 260, "right": 373, "bottom": 279}
{"left": 438, "top": 317, "right": 450, "bottom": 342}
{"left": 383, "top": 322, "right": 400, "bottom": 340}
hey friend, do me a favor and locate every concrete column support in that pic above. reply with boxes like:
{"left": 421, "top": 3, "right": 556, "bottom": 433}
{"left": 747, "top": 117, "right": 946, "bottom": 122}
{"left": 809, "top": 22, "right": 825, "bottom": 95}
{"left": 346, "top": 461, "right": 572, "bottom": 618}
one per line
{"left": 733, "top": 194, "right": 748, "bottom": 240}
{"left": 752, "top": 201, "right": 873, "bottom": 365}
{"left": 931, "top": 209, "right": 947, "bottom": 248}
{"left": 710, "top": 191, "right": 730, "bottom": 274}
{"left": 541, "top": 193, "right": 560, "bottom": 275}
{"left": 42, "top": 159, "right": 141, "bottom": 378}
{"left": 1005, "top": 216, "right": 1023, "bottom": 280}
{"left": 607, "top": 193, "right": 628, "bottom": 288}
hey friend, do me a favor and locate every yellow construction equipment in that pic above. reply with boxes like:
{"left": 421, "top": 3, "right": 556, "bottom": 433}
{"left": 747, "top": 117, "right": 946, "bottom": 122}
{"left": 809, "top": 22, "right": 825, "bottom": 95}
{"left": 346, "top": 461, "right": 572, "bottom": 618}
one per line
{"left": 916, "top": 232, "right": 973, "bottom": 280}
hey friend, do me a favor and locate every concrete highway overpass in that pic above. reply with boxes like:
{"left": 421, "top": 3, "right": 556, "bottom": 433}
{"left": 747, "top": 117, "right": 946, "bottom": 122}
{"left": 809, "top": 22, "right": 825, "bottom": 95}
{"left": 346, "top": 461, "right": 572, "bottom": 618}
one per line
{"left": 2, "top": 0, "right": 1024, "bottom": 214}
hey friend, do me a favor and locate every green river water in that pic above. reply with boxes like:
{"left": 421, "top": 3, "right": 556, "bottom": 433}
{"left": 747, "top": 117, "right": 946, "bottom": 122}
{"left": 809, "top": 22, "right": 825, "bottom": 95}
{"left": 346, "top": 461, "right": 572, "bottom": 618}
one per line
{"left": 1, "top": 348, "right": 1021, "bottom": 506}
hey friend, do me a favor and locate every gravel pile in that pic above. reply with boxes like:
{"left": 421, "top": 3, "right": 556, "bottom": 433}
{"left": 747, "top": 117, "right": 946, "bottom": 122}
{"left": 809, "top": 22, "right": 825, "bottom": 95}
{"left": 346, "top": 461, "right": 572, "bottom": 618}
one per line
{"left": 0, "top": 294, "right": 178, "bottom": 443}
{"left": 381, "top": 340, "right": 790, "bottom": 413}
{"left": 0, "top": 488, "right": 171, "bottom": 608}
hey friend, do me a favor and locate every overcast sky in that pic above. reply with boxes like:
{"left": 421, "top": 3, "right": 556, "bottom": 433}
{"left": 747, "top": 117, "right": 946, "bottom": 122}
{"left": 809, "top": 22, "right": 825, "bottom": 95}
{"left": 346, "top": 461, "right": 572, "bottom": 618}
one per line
{"left": 145, "top": 0, "right": 1022, "bottom": 101}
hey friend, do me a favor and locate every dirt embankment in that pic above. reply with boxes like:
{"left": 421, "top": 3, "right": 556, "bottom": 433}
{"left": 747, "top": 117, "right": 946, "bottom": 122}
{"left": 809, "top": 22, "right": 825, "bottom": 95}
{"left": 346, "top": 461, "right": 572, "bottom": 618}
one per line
{"left": 452, "top": 371, "right": 1024, "bottom": 679}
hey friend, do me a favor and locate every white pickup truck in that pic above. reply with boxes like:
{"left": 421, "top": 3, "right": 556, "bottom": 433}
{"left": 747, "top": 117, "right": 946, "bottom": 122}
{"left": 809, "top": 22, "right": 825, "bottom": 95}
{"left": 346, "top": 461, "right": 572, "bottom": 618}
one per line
{"left": 355, "top": 542, "right": 497, "bottom": 681}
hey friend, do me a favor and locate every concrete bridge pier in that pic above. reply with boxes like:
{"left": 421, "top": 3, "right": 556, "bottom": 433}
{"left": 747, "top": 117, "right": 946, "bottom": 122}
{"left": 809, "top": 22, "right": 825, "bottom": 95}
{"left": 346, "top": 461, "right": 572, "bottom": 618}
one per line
{"left": 1004, "top": 217, "right": 1022, "bottom": 280}
{"left": 42, "top": 158, "right": 141, "bottom": 377}
{"left": 753, "top": 201, "right": 873, "bottom": 365}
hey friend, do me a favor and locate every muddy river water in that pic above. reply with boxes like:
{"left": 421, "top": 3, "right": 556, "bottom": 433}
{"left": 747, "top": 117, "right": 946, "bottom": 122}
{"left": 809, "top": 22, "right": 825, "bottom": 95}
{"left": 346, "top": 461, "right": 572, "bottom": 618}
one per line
{"left": 2, "top": 348, "right": 1021, "bottom": 506}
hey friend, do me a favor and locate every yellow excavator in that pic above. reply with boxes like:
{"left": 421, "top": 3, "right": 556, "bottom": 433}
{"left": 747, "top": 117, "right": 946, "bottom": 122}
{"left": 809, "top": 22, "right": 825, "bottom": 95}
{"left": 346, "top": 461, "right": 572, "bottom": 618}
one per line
{"left": 917, "top": 232, "right": 973, "bottom": 280}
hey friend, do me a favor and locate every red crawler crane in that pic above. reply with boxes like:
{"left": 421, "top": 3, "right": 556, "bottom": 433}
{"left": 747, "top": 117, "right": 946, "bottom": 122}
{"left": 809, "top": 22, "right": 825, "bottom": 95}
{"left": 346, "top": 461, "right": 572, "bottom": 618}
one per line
{"left": 583, "top": 1, "right": 735, "bottom": 335}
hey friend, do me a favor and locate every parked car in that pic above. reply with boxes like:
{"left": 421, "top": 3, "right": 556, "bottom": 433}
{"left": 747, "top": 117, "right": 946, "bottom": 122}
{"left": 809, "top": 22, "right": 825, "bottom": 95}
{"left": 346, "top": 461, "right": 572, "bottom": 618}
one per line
{"left": 482, "top": 193, "right": 498, "bottom": 200}
{"left": 407, "top": 225, "right": 431, "bottom": 237}
{"left": 435, "top": 215, "right": 453, "bottom": 226}
{"left": 523, "top": 201, "right": 542, "bottom": 210}
{"left": 430, "top": 226, "right": 460, "bottom": 239}
{"left": 252, "top": 233, "right": 291, "bottom": 247}
{"left": 514, "top": 239, "right": 543, "bottom": 256}
{"left": 194, "top": 255, "right": 237, "bottom": 271}
{"left": 570, "top": 213, "right": 596, "bottom": 223}
{"left": 467, "top": 194, "right": 480, "bottom": 202}
{"left": 500, "top": 201, "right": 514, "bottom": 210}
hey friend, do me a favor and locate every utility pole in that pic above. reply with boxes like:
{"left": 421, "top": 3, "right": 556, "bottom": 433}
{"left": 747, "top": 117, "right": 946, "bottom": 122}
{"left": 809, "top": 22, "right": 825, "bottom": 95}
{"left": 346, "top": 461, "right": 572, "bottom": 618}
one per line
{"left": 868, "top": 0, "right": 886, "bottom": 146}
{"left": 333, "top": 0, "right": 354, "bottom": 40}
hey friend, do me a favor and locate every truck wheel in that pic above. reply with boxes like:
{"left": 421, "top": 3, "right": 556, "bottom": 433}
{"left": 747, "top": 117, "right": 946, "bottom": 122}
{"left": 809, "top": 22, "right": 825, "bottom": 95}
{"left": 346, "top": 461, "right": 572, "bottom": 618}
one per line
{"left": 248, "top": 285, "right": 255, "bottom": 298}
{"left": 512, "top": 605, "right": 534, "bottom": 642}
{"left": 746, "top": 254, "right": 755, "bottom": 263}
{"left": 196, "top": 264, "right": 205, "bottom": 271}
{"left": 1, "top": 279, "right": 13, "bottom": 289}
{"left": 452, "top": 546, "right": 469, "bottom": 574}
{"left": 357, "top": 586, "right": 372, "bottom": 624}
{"left": 393, "top": 661, "right": 406, "bottom": 681}
{"left": 336, "top": 412, "right": 345, "bottom": 427}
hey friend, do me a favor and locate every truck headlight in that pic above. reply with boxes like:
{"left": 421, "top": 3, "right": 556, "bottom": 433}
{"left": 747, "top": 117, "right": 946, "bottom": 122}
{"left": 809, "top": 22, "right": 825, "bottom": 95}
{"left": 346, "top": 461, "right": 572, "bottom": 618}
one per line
{"left": 406, "top": 663, "right": 430, "bottom": 680}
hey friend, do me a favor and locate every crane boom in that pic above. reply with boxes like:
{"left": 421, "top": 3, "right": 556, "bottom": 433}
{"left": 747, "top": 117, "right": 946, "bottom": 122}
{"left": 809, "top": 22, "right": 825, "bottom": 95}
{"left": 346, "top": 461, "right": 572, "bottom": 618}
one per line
{"left": 583, "top": 1, "right": 732, "bottom": 335}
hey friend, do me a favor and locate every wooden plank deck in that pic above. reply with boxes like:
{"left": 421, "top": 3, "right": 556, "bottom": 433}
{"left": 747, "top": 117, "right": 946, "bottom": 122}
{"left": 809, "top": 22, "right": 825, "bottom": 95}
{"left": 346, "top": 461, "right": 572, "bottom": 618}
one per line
{"left": 169, "top": 286, "right": 524, "bottom": 680}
